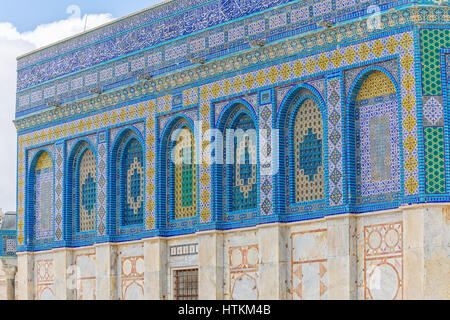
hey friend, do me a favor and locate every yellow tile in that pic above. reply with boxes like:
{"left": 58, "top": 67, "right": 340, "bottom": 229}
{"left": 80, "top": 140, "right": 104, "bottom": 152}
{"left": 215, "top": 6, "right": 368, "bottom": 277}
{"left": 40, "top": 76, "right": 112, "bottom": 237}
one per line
{"left": 344, "top": 47, "right": 356, "bottom": 64}
{"left": 267, "top": 66, "right": 279, "bottom": 84}
{"left": 404, "top": 134, "right": 417, "bottom": 153}
{"left": 245, "top": 74, "right": 256, "bottom": 89}
{"left": 403, "top": 114, "right": 417, "bottom": 133}
{"left": 403, "top": 93, "right": 416, "bottom": 112}
{"left": 233, "top": 76, "right": 243, "bottom": 92}
{"left": 280, "top": 64, "right": 292, "bottom": 80}
{"left": 406, "top": 176, "right": 418, "bottom": 194}
{"left": 358, "top": 44, "right": 370, "bottom": 61}
{"left": 386, "top": 37, "right": 399, "bottom": 54}
{"left": 401, "top": 54, "right": 414, "bottom": 71}
{"left": 305, "top": 58, "right": 317, "bottom": 74}
{"left": 402, "top": 74, "right": 415, "bottom": 92}
{"left": 211, "top": 82, "right": 222, "bottom": 98}
{"left": 318, "top": 54, "right": 329, "bottom": 71}
{"left": 405, "top": 155, "right": 418, "bottom": 173}
{"left": 371, "top": 40, "right": 385, "bottom": 58}
{"left": 293, "top": 60, "right": 304, "bottom": 76}
{"left": 256, "top": 70, "right": 267, "bottom": 86}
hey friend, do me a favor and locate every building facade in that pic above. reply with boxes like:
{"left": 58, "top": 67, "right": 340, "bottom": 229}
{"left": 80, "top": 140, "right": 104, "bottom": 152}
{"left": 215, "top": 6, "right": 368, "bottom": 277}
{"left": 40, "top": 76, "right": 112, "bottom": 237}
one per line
{"left": 0, "top": 210, "right": 18, "bottom": 300}
{"left": 14, "top": 0, "right": 449, "bottom": 300}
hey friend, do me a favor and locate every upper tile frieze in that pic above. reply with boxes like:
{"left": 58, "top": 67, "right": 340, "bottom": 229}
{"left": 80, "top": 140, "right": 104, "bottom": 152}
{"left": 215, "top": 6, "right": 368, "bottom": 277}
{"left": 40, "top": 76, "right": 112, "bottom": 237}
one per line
{"left": 17, "top": 0, "right": 295, "bottom": 89}
{"left": 16, "top": 0, "right": 410, "bottom": 92}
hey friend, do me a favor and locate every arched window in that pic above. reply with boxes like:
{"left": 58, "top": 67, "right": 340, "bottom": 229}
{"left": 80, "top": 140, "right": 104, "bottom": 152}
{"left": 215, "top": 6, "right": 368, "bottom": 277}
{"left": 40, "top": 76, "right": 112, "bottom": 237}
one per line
{"left": 33, "top": 151, "right": 54, "bottom": 242}
{"left": 277, "top": 87, "right": 325, "bottom": 213}
{"left": 229, "top": 113, "right": 257, "bottom": 212}
{"left": 172, "top": 125, "right": 197, "bottom": 219}
{"left": 160, "top": 117, "right": 198, "bottom": 230}
{"left": 71, "top": 142, "right": 96, "bottom": 233}
{"left": 291, "top": 98, "right": 324, "bottom": 203}
{"left": 115, "top": 132, "right": 144, "bottom": 227}
{"left": 353, "top": 70, "right": 400, "bottom": 203}
{"left": 218, "top": 105, "right": 258, "bottom": 214}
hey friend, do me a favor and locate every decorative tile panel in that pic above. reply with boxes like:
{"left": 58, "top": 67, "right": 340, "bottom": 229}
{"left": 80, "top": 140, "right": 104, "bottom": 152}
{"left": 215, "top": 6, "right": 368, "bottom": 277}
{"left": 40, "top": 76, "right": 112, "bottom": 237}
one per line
{"left": 294, "top": 98, "right": 324, "bottom": 203}
{"left": 174, "top": 127, "right": 197, "bottom": 219}
{"left": 354, "top": 71, "right": 401, "bottom": 203}
{"left": 424, "top": 127, "right": 446, "bottom": 194}
{"left": 12, "top": 0, "right": 449, "bottom": 254}
{"left": 97, "top": 132, "right": 108, "bottom": 237}
{"left": 420, "top": 28, "right": 450, "bottom": 96}
{"left": 231, "top": 113, "right": 258, "bottom": 212}
{"left": 34, "top": 152, "right": 54, "bottom": 243}
{"left": 199, "top": 84, "right": 213, "bottom": 224}
{"left": 15, "top": 0, "right": 424, "bottom": 117}
{"left": 54, "top": 143, "right": 64, "bottom": 242}
{"left": 78, "top": 148, "right": 97, "bottom": 232}
{"left": 327, "top": 76, "right": 344, "bottom": 206}
{"left": 121, "top": 138, "right": 144, "bottom": 226}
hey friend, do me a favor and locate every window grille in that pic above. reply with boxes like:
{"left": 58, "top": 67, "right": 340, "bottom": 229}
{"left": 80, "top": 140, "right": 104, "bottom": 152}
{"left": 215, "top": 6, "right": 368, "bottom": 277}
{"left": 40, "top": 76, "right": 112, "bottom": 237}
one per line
{"left": 174, "top": 268, "right": 198, "bottom": 300}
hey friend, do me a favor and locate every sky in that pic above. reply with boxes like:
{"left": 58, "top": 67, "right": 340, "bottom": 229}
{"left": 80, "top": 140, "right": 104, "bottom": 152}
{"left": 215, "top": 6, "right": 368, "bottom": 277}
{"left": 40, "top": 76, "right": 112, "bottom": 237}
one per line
{"left": 0, "top": 0, "right": 165, "bottom": 212}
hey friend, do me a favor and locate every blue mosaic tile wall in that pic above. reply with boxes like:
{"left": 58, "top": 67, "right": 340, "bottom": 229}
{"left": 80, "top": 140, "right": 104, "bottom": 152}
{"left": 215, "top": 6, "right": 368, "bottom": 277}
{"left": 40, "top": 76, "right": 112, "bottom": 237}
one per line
{"left": 30, "top": 151, "right": 54, "bottom": 249}
{"left": 63, "top": 138, "right": 97, "bottom": 247}
{"left": 110, "top": 129, "right": 145, "bottom": 239}
{"left": 172, "top": 125, "right": 197, "bottom": 220}
{"left": 231, "top": 113, "right": 258, "bottom": 212}
{"left": 121, "top": 138, "right": 144, "bottom": 226}
{"left": 216, "top": 102, "right": 259, "bottom": 225}
{"left": 292, "top": 98, "right": 324, "bottom": 204}
{"left": 354, "top": 71, "right": 401, "bottom": 204}
{"left": 15, "top": 0, "right": 410, "bottom": 118}
{"left": 67, "top": 142, "right": 98, "bottom": 246}
{"left": 159, "top": 115, "right": 198, "bottom": 234}
{"left": 14, "top": 1, "right": 450, "bottom": 252}
{"left": 277, "top": 87, "right": 327, "bottom": 217}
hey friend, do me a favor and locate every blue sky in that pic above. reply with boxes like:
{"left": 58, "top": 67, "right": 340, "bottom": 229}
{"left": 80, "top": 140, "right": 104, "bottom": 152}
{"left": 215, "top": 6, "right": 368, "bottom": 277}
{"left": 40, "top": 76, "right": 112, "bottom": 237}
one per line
{"left": 0, "top": 0, "right": 164, "bottom": 32}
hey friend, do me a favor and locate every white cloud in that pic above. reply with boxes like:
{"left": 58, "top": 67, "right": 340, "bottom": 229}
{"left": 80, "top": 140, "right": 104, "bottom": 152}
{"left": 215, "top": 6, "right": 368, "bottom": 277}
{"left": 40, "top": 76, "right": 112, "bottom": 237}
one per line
{"left": 23, "top": 13, "right": 114, "bottom": 48}
{"left": 0, "top": 12, "right": 114, "bottom": 48}
{"left": 0, "top": 13, "right": 114, "bottom": 212}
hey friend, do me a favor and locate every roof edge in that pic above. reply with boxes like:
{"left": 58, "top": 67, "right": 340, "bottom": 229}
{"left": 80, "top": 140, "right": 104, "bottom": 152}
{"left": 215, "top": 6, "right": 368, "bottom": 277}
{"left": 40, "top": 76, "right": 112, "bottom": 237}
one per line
{"left": 16, "top": 0, "right": 176, "bottom": 61}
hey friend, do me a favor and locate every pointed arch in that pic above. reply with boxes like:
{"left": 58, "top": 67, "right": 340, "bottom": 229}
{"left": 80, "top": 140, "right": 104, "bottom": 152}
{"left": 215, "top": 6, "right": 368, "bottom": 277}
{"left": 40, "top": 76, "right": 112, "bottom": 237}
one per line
{"left": 28, "top": 150, "right": 54, "bottom": 248}
{"left": 346, "top": 68, "right": 402, "bottom": 205}
{"left": 173, "top": 125, "right": 197, "bottom": 219}
{"left": 216, "top": 101, "right": 259, "bottom": 216}
{"left": 276, "top": 84, "right": 327, "bottom": 215}
{"left": 159, "top": 115, "right": 198, "bottom": 229}
{"left": 110, "top": 128, "right": 145, "bottom": 232}
{"left": 291, "top": 97, "right": 325, "bottom": 203}
{"left": 67, "top": 140, "right": 97, "bottom": 240}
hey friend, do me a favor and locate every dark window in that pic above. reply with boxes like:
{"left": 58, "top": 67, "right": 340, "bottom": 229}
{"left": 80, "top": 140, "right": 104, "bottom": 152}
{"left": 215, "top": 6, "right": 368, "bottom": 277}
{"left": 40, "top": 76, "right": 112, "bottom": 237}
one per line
{"left": 174, "top": 269, "right": 198, "bottom": 300}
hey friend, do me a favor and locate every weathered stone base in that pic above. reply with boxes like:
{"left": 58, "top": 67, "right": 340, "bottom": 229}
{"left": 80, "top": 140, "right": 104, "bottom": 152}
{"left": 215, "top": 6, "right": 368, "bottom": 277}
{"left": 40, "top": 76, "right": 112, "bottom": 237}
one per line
{"left": 0, "top": 259, "right": 18, "bottom": 300}
{"left": 16, "top": 204, "right": 449, "bottom": 300}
